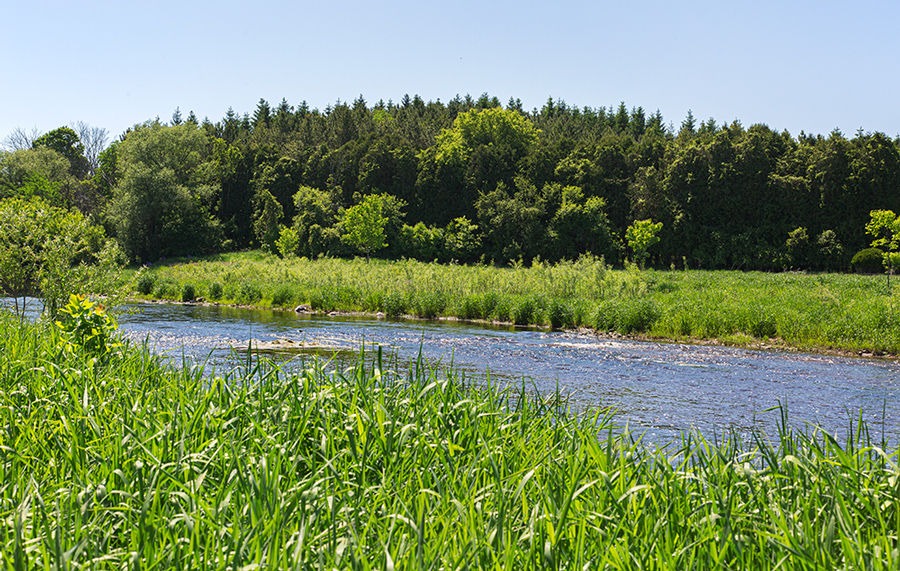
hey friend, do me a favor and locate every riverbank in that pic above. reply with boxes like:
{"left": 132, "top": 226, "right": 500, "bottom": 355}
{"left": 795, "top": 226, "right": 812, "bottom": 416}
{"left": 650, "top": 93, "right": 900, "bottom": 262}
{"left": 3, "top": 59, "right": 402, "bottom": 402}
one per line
{"left": 2, "top": 313, "right": 898, "bottom": 569}
{"left": 130, "top": 251, "right": 900, "bottom": 356}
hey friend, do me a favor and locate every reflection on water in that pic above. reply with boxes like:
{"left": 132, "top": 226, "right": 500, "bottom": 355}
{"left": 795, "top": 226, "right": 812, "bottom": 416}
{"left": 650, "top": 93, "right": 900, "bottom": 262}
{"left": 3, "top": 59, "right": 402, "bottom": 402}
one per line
{"left": 114, "top": 302, "right": 900, "bottom": 445}
{"left": 5, "top": 298, "right": 899, "bottom": 445}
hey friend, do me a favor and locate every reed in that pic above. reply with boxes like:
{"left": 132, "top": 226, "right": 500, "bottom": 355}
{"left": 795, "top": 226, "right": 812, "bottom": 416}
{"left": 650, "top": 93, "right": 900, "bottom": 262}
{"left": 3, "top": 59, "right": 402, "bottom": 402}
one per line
{"left": 1, "top": 312, "right": 898, "bottom": 569}
{"left": 137, "top": 252, "right": 900, "bottom": 355}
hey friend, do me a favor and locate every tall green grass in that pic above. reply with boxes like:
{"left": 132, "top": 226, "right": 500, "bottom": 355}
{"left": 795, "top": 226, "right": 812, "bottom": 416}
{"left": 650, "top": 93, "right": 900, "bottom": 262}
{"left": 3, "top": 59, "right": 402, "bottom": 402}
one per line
{"left": 137, "top": 252, "right": 900, "bottom": 354}
{"left": 1, "top": 312, "right": 899, "bottom": 569}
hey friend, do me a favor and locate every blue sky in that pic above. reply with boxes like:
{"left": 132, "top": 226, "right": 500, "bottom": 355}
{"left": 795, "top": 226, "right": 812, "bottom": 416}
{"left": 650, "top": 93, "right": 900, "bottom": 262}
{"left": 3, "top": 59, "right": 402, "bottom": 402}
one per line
{"left": 3, "top": 0, "right": 898, "bottom": 144}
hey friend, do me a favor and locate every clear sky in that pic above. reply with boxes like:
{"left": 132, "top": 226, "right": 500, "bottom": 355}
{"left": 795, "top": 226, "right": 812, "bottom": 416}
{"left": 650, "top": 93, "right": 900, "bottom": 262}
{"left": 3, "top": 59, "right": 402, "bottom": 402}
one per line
{"left": 2, "top": 0, "right": 899, "bottom": 145}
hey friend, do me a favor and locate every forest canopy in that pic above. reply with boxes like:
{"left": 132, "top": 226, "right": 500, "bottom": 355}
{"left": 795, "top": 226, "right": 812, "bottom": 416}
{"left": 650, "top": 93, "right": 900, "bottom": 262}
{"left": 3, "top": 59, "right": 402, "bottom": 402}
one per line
{"left": 3, "top": 94, "right": 899, "bottom": 271}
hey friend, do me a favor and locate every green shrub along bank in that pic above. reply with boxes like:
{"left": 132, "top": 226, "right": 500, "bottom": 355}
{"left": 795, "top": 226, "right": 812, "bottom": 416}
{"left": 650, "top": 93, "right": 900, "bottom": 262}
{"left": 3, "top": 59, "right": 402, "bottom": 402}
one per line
{"left": 2, "top": 313, "right": 899, "bottom": 569}
{"left": 137, "top": 252, "right": 900, "bottom": 355}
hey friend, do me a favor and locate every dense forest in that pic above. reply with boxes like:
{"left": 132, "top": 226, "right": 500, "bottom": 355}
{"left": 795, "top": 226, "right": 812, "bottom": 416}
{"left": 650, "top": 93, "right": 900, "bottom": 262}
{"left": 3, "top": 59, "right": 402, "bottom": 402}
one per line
{"left": 3, "top": 93, "right": 900, "bottom": 271}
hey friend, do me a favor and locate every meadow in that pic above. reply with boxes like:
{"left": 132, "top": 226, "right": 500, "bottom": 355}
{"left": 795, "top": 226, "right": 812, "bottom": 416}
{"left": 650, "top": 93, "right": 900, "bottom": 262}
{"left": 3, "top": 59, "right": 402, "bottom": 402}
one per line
{"left": 1, "top": 312, "right": 899, "bottom": 569}
{"left": 135, "top": 252, "right": 900, "bottom": 355}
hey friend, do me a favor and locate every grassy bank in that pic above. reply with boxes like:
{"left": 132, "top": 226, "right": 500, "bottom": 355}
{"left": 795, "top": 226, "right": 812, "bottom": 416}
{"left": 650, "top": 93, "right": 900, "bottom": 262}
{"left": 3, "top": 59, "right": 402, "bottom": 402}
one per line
{"left": 1, "top": 313, "right": 899, "bottom": 569}
{"left": 135, "top": 251, "right": 900, "bottom": 355}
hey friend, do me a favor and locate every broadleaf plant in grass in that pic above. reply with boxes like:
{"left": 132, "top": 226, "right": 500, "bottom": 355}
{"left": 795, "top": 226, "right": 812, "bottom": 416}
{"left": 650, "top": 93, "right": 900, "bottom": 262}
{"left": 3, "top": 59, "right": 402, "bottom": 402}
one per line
{"left": 625, "top": 218, "right": 663, "bottom": 269}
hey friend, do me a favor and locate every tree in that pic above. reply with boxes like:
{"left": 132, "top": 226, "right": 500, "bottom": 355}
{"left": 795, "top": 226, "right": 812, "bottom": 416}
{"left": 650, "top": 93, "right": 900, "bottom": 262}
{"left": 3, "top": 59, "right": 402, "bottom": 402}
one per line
{"left": 434, "top": 107, "right": 539, "bottom": 166}
{"left": 0, "top": 146, "right": 74, "bottom": 206}
{"left": 108, "top": 121, "right": 223, "bottom": 262}
{"left": 73, "top": 121, "right": 109, "bottom": 177}
{"left": 33, "top": 126, "right": 90, "bottom": 178}
{"left": 2, "top": 126, "right": 42, "bottom": 151}
{"left": 0, "top": 197, "right": 118, "bottom": 318}
{"left": 252, "top": 188, "right": 283, "bottom": 252}
{"left": 340, "top": 194, "right": 388, "bottom": 260}
{"left": 291, "top": 185, "right": 338, "bottom": 257}
{"left": 626, "top": 219, "right": 663, "bottom": 268}
{"left": 865, "top": 209, "right": 900, "bottom": 290}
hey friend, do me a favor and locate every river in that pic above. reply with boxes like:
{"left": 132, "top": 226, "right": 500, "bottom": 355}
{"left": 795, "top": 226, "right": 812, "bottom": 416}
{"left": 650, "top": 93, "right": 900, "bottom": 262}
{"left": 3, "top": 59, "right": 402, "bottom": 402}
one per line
{"left": 110, "top": 302, "right": 900, "bottom": 445}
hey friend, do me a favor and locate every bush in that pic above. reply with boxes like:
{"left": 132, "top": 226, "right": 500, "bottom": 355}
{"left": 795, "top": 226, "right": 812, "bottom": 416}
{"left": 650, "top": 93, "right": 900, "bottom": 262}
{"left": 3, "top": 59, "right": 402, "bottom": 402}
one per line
{"left": 547, "top": 298, "right": 575, "bottom": 329}
{"left": 207, "top": 282, "right": 223, "bottom": 300}
{"left": 851, "top": 248, "right": 884, "bottom": 274}
{"left": 237, "top": 282, "right": 262, "bottom": 304}
{"left": 137, "top": 273, "right": 156, "bottom": 295}
{"left": 382, "top": 291, "right": 407, "bottom": 317}
{"left": 181, "top": 283, "right": 196, "bottom": 302}
{"left": 271, "top": 285, "right": 294, "bottom": 307}
{"left": 153, "top": 278, "right": 179, "bottom": 299}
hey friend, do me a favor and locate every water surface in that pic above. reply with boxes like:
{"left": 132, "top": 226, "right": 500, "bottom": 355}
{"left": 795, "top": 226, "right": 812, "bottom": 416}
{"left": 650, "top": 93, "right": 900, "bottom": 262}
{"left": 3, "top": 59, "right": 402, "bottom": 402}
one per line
{"left": 116, "top": 302, "right": 900, "bottom": 445}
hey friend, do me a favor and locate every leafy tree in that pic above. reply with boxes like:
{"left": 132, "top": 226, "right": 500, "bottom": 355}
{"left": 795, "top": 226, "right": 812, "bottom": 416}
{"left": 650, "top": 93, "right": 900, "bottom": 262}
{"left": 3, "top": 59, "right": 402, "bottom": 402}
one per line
{"left": 109, "top": 121, "right": 223, "bottom": 262}
{"left": 0, "top": 147, "right": 74, "bottom": 206}
{"left": 0, "top": 197, "right": 118, "bottom": 317}
{"left": 291, "top": 185, "right": 338, "bottom": 257}
{"left": 442, "top": 217, "right": 481, "bottom": 262}
{"left": 476, "top": 177, "right": 546, "bottom": 264}
{"left": 33, "top": 126, "right": 90, "bottom": 178}
{"left": 548, "top": 185, "right": 618, "bottom": 262}
{"left": 865, "top": 209, "right": 900, "bottom": 289}
{"left": 340, "top": 194, "right": 388, "bottom": 260}
{"left": 252, "top": 188, "right": 283, "bottom": 252}
{"left": 434, "top": 107, "right": 539, "bottom": 166}
{"left": 626, "top": 219, "right": 663, "bottom": 268}
{"left": 275, "top": 225, "right": 300, "bottom": 258}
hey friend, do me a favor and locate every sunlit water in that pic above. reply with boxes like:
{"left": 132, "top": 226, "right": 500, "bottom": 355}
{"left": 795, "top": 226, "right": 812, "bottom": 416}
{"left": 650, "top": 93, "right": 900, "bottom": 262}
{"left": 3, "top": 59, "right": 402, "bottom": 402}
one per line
{"left": 6, "top": 298, "right": 900, "bottom": 444}
{"left": 114, "top": 302, "right": 900, "bottom": 445}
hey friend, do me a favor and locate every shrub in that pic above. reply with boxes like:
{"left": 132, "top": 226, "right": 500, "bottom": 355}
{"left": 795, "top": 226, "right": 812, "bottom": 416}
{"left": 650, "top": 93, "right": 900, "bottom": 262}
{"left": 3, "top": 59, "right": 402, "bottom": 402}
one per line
{"left": 136, "top": 273, "right": 156, "bottom": 295}
{"left": 181, "top": 283, "right": 196, "bottom": 302}
{"left": 851, "top": 248, "right": 884, "bottom": 274}
{"left": 547, "top": 298, "right": 575, "bottom": 329}
{"left": 512, "top": 296, "right": 542, "bottom": 326}
{"left": 383, "top": 292, "right": 407, "bottom": 317}
{"left": 153, "top": 278, "right": 179, "bottom": 299}
{"left": 208, "top": 282, "right": 223, "bottom": 300}
{"left": 271, "top": 285, "right": 294, "bottom": 307}
{"left": 237, "top": 282, "right": 262, "bottom": 304}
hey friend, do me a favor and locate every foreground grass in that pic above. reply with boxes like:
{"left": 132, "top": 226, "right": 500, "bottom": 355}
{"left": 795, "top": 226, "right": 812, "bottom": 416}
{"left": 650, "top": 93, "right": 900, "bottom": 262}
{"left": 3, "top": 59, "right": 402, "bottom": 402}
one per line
{"left": 137, "top": 251, "right": 900, "bottom": 355}
{"left": 2, "top": 313, "right": 899, "bottom": 569}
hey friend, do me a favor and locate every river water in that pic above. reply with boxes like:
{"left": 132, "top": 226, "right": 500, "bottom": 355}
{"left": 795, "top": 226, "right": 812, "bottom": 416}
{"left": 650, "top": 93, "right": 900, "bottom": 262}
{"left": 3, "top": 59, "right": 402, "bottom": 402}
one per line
{"left": 110, "top": 302, "right": 900, "bottom": 445}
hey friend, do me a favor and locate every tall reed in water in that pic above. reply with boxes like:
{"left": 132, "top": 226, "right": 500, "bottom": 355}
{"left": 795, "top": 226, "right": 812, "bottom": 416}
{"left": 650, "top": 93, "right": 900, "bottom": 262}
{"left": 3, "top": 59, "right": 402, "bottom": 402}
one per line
{"left": 1, "top": 312, "right": 898, "bottom": 569}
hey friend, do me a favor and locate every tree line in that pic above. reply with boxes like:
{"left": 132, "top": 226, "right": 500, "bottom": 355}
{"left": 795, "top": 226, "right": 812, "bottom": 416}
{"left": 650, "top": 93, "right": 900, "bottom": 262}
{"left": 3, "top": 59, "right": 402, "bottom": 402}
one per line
{"left": 3, "top": 94, "right": 899, "bottom": 271}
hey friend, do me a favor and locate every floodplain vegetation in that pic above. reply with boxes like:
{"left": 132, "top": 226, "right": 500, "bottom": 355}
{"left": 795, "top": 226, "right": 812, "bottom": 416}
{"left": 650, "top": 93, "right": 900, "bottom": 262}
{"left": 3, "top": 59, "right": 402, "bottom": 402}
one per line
{"left": 137, "top": 251, "right": 900, "bottom": 355}
{"left": 1, "top": 311, "right": 899, "bottom": 569}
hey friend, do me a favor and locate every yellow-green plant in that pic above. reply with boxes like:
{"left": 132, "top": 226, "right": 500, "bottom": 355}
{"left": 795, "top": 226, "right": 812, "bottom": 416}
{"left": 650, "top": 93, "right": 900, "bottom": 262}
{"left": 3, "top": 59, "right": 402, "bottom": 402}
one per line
{"left": 625, "top": 218, "right": 663, "bottom": 269}
{"left": 55, "top": 293, "right": 120, "bottom": 357}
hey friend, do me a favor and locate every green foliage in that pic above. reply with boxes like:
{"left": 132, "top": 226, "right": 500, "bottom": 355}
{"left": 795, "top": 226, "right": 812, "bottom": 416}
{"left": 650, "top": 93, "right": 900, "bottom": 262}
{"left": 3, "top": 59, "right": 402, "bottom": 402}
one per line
{"left": 5, "top": 314, "right": 900, "bottom": 568}
{"left": 136, "top": 272, "right": 156, "bottom": 295}
{"left": 434, "top": 107, "right": 539, "bottom": 165}
{"left": 207, "top": 281, "right": 223, "bottom": 300}
{"left": 274, "top": 225, "right": 299, "bottom": 258}
{"left": 0, "top": 146, "right": 77, "bottom": 207}
{"left": 340, "top": 194, "right": 388, "bottom": 259}
{"left": 851, "top": 248, "right": 885, "bottom": 274}
{"left": 109, "top": 121, "right": 223, "bottom": 262}
{"left": 866, "top": 209, "right": 900, "bottom": 273}
{"left": 54, "top": 293, "right": 120, "bottom": 357}
{"left": 291, "top": 185, "right": 338, "bottom": 257}
{"left": 442, "top": 216, "right": 481, "bottom": 261}
{"left": 784, "top": 226, "right": 810, "bottom": 269}
{"left": 625, "top": 219, "right": 663, "bottom": 268}
{"left": 252, "top": 188, "right": 283, "bottom": 252}
{"left": 32, "top": 126, "right": 90, "bottom": 177}
{"left": 180, "top": 283, "right": 196, "bottom": 302}
{"left": 0, "top": 196, "right": 119, "bottom": 317}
